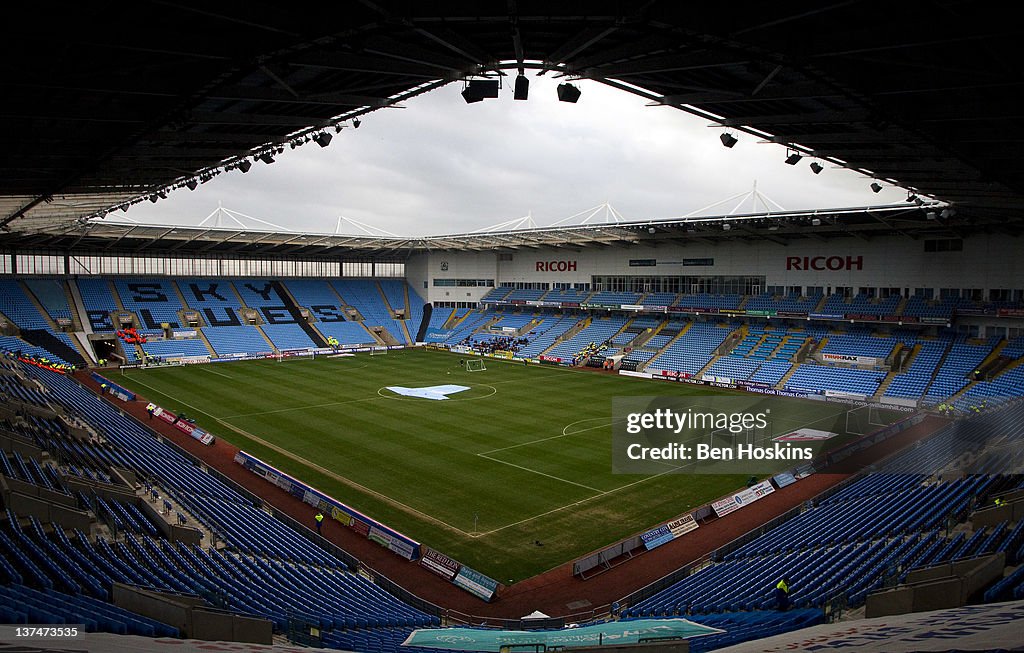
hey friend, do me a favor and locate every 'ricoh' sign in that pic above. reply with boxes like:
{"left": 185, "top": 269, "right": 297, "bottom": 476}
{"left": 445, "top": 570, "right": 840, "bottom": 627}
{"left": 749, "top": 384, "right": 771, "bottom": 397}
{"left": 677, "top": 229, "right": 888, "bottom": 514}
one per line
{"left": 786, "top": 255, "right": 863, "bottom": 271}
{"left": 536, "top": 260, "right": 578, "bottom": 272}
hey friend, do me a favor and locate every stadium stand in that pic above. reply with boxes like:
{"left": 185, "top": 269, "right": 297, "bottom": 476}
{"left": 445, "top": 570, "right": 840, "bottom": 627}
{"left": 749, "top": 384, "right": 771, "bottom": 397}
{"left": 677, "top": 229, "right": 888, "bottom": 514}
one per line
{"left": 647, "top": 322, "right": 733, "bottom": 376}
{"left": 113, "top": 279, "right": 185, "bottom": 330}
{"left": 515, "top": 314, "right": 583, "bottom": 359}
{"left": 785, "top": 364, "right": 887, "bottom": 396}
{"left": 75, "top": 278, "right": 120, "bottom": 332}
{"left": 23, "top": 279, "right": 72, "bottom": 324}
{"left": 924, "top": 337, "right": 995, "bottom": 405}
{"left": 543, "top": 315, "right": 628, "bottom": 362}
{"left": 201, "top": 325, "right": 273, "bottom": 356}
{"left": 0, "top": 358, "right": 443, "bottom": 644}
{"left": 544, "top": 287, "right": 592, "bottom": 304}
{"left": 673, "top": 294, "right": 743, "bottom": 310}
{"left": 625, "top": 404, "right": 1024, "bottom": 621}
{"left": 333, "top": 280, "right": 407, "bottom": 344}
{"left": 0, "top": 279, "right": 53, "bottom": 331}
{"left": 176, "top": 278, "right": 245, "bottom": 327}
{"left": 140, "top": 339, "right": 210, "bottom": 359}
{"left": 479, "top": 287, "right": 514, "bottom": 304}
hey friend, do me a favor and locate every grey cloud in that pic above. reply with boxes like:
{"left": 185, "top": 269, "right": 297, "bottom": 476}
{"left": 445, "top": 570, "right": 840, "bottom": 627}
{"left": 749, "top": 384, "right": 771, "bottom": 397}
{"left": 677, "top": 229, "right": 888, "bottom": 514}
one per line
{"left": 125, "top": 77, "right": 910, "bottom": 236}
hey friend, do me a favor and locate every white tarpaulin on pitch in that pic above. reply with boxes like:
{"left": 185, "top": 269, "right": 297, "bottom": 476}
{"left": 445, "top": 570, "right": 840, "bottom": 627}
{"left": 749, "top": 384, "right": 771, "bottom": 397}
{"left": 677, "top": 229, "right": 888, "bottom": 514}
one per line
{"left": 386, "top": 385, "right": 471, "bottom": 400}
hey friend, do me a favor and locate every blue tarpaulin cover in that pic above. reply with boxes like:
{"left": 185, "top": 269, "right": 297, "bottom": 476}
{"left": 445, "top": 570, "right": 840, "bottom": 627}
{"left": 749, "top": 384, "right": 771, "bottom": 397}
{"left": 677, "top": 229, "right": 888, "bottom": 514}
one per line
{"left": 401, "top": 618, "right": 725, "bottom": 652}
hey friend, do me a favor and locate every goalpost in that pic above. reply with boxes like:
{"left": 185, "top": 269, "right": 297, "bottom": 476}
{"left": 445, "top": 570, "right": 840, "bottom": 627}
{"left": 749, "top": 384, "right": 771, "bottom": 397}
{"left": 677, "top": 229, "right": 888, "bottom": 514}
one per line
{"left": 845, "top": 403, "right": 889, "bottom": 436}
{"left": 465, "top": 358, "right": 486, "bottom": 372}
{"left": 369, "top": 347, "right": 388, "bottom": 356}
{"left": 276, "top": 349, "right": 316, "bottom": 362}
{"left": 709, "top": 422, "right": 773, "bottom": 448}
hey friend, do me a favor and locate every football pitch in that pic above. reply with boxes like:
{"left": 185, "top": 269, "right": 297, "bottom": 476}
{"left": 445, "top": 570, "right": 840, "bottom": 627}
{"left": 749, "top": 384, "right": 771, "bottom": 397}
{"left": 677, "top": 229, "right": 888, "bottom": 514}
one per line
{"left": 114, "top": 349, "right": 889, "bottom": 582}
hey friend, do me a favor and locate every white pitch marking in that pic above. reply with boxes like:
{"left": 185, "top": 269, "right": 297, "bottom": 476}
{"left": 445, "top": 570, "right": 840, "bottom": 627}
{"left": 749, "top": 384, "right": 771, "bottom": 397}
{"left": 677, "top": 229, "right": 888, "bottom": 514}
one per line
{"left": 475, "top": 453, "right": 603, "bottom": 493}
{"left": 198, "top": 366, "right": 234, "bottom": 379}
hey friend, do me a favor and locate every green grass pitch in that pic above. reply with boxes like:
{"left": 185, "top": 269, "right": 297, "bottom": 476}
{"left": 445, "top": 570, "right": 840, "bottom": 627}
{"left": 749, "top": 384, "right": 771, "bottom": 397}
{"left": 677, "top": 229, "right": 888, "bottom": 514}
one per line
{"left": 114, "top": 348, "right": 880, "bottom": 582}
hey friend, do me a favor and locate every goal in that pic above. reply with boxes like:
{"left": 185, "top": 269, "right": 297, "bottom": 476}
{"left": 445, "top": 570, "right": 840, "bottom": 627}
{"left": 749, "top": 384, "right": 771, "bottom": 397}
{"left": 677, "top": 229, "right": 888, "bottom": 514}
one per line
{"left": 369, "top": 347, "right": 388, "bottom": 356}
{"left": 845, "top": 404, "right": 889, "bottom": 436}
{"left": 465, "top": 358, "right": 486, "bottom": 372}
{"left": 276, "top": 349, "right": 316, "bottom": 362}
{"left": 709, "top": 422, "right": 772, "bottom": 448}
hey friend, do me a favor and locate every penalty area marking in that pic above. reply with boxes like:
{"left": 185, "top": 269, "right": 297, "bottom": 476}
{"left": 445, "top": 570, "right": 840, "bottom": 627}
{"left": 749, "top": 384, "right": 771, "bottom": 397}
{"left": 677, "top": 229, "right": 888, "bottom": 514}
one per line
{"left": 479, "top": 416, "right": 625, "bottom": 456}
{"left": 376, "top": 384, "right": 497, "bottom": 401}
{"left": 475, "top": 452, "right": 603, "bottom": 493}
{"left": 475, "top": 456, "right": 703, "bottom": 538}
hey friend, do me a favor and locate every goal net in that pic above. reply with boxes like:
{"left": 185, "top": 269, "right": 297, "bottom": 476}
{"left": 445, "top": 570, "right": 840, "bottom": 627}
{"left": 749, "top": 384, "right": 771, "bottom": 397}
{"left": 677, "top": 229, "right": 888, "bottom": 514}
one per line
{"left": 276, "top": 349, "right": 316, "bottom": 362}
{"left": 465, "top": 359, "right": 486, "bottom": 372}
{"left": 845, "top": 404, "right": 889, "bottom": 436}
{"left": 709, "top": 423, "right": 773, "bottom": 448}
{"left": 370, "top": 347, "right": 388, "bottom": 356}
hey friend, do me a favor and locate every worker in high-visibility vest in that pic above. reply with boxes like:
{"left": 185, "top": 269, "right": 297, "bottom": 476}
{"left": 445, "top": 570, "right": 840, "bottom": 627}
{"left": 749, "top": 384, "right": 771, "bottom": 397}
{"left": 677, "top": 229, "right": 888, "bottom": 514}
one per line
{"left": 314, "top": 511, "right": 324, "bottom": 535}
{"left": 775, "top": 577, "right": 791, "bottom": 611}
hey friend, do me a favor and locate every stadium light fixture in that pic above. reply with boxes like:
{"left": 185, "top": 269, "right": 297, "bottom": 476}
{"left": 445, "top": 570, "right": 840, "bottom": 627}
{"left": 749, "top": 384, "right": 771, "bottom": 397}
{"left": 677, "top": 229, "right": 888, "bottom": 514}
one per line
{"left": 719, "top": 133, "right": 738, "bottom": 148}
{"left": 557, "top": 82, "right": 581, "bottom": 103}
{"left": 313, "top": 132, "right": 333, "bottom": 147}
{"left": 722, "top": 223, "right": 732, "bottom": 231}
{"left": 811, "top": 218, "right": 822, "bottom": 226}
{"left": 353, "top": 118, "right": 361, "bottom": 128}
{"left": 514, "top": 74, "right": 529, "bottom": 100}
{"left": 785, "top": 149, "right": 802, "bottom": 165}
{"left": 258, "top": 152, "right": 275, "bottom": 164}
{"left": 906, "top": 191, "right": 917, "bottom": 203}
{"left": 185, "top": 179, "right": 198, "bottom": 191}
{"left": 809, "top": 162, "right": 824, "bottom": 174}
{"left": 148, "top": 195, "right": 158, "bottom": 203}
{"left": 238, "top": 159, "right": 252, "bottom": 173}
{"left": 462, "top": 79, "right": 499, "bottom": 104}
{"left": 870, "top": 182, "right": 883, "bottom": 193}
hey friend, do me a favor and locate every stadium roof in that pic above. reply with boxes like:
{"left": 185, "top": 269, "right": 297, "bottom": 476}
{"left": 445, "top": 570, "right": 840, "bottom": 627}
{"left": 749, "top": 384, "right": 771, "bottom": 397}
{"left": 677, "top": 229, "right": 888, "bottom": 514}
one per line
{"left": 2, "top": 2, "right": 1022, "bottom": 250}
{"left": 0, "top": 203, "right": 991, "bottom": 259}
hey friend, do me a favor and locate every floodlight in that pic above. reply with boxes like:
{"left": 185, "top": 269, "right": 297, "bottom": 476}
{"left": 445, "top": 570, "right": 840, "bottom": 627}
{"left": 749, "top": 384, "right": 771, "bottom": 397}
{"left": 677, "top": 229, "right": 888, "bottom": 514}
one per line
{"left": 514, "top": 74, "right": 529, "bottom": 100}
{"left": 870, "top": 182, "right": 883, "bottom": 193}
{"left": 785, "top": 150, "right": 802, "bottom": 165}
{"left": 462, "top": 79, "right": 499, "bottom": 103}
{"left": 720, "top": 133, "right": 738, "bottom": 148}
{"left": 186, "top": 179, "right": 198, "bottom": 191}
{"left": 313, "top": 132, "right": 333, "bottom": 147}
{"left": 258, "top": 152, "right": 275, "bottom": 164}
{"left": 238, "top": 159, "right": 252, "bottom": 173}
{"left": 809, "top": 162, "right": 824, "bottom": 174}
{"left": 811, "top": 218, "right": 822, "bottom": 226}
{"left": 353, "top": 118, "right": 361, "bottom": 128}
{"left": 557, "top": 83, "right": 581, "bottom": 103}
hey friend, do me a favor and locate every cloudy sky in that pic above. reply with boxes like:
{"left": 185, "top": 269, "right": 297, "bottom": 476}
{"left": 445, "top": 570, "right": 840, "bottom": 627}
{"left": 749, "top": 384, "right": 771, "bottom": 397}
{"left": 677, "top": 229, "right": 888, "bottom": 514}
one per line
{"left": 124, "top": 74, "right": 908, "bottom": 236}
